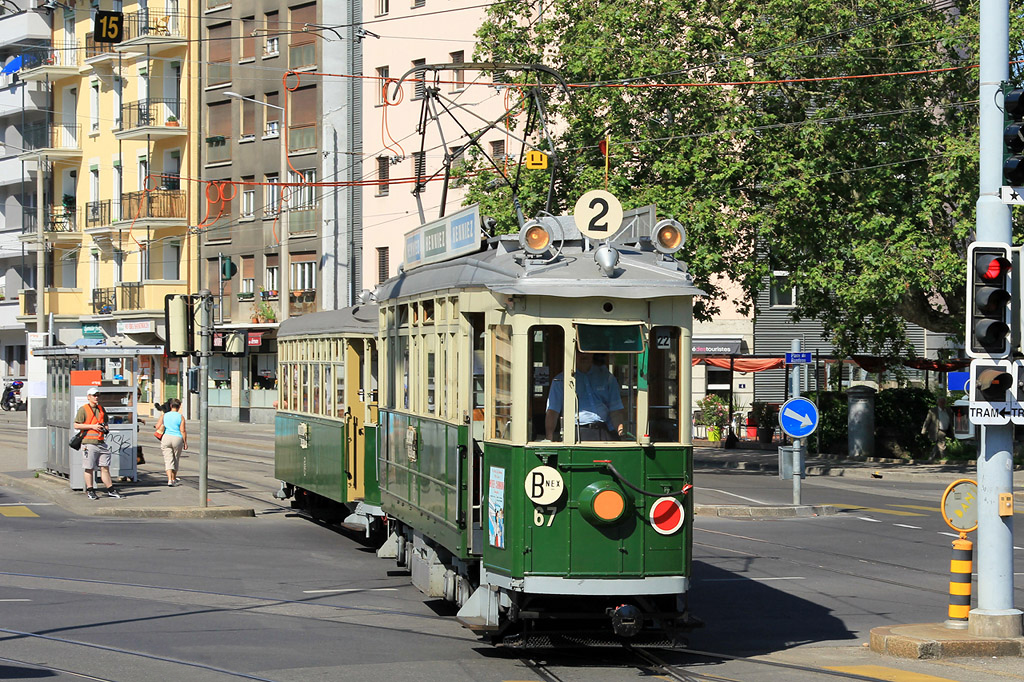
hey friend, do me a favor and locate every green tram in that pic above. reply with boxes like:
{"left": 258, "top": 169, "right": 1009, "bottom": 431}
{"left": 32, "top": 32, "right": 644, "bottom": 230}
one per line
{"left": 275, "top": 203, "right": 702, "bottom": 646}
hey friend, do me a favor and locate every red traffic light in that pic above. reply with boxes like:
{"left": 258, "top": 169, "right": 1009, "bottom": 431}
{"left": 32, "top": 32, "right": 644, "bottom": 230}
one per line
{"left": 977, "top": 254, "right": 1011, "bottom": 281}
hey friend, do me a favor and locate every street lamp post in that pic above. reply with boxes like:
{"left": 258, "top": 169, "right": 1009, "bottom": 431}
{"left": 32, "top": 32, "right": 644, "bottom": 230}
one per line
{"left": 223, "top": 92, "right": 289, "bottom": 321}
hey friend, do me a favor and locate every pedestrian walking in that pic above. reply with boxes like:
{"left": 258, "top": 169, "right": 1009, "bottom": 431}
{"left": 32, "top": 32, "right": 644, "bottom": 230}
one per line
{"left": 921, "top": 396, "right": 951, "bottom": 460}
{"left": 156, "top": 398, "right": 187, "bottom": 486}
{"left": 73, "top": 387, "right": 125, "bottom": 500}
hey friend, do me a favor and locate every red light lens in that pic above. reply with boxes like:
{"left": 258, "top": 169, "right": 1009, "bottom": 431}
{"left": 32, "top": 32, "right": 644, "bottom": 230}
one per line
{"left": 980, "top": 256, "right": 1011, "bottom": 280}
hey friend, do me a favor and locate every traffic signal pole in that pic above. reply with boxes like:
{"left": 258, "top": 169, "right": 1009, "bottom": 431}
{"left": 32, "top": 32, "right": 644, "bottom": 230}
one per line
{"left": 198, "top": 291, "right": 211, "bottom": 508}
{"left": 972, "top": 0, "right": 1021, "bottom": 638}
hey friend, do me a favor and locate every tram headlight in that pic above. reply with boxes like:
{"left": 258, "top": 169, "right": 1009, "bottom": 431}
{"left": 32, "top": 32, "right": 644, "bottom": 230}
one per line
{"left": 519, "top": 220, "right": 552, "bottom": 255}
{"left": 652, "top": 219, "right": 685, "bottom": 255}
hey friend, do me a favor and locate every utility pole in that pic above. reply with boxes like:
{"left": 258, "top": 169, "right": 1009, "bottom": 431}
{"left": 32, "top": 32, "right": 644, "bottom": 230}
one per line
{"left": 198, "top": 290, "right": 211, "bottom": 508}
{"left": 972, "top": 0, "right": 1022, "bottom": 638}
{"left": 790, "top": 339, "right": 803, "bottom": 506}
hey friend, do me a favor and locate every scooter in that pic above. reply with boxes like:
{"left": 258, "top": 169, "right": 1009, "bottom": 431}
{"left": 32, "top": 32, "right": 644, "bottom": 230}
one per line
{"left": 1, "top": 380, "right": 24, "bottom": 411}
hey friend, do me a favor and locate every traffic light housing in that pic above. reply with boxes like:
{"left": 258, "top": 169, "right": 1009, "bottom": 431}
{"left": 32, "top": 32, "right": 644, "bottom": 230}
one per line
{"left": 967, "top": 242, "right": 1012, "bottom": 358}
{"left": 1005, "top": 88, "right": 1024, "bottom": 186}
{"left": 164, "top": 294, "right": 193, "bottom": 357}
{"left": 222, "top": 256, "right": 237, "bottom": 280}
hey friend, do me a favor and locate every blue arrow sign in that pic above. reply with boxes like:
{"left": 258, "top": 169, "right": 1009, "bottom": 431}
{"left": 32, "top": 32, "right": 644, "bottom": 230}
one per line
{"left": 785, "top": 352, "right": 812, "bottom": 364}
{"left": 779, "top": 397, "right": 819, "bottom": 438}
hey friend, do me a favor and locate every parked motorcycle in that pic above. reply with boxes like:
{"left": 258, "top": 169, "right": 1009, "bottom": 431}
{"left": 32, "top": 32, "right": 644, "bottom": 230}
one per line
{"left": 1, "top": 380, "right": 23, "bottom": 411}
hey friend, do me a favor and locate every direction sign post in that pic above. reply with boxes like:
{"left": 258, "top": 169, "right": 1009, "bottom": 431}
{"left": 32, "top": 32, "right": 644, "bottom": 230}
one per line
{"left": 779, "top": 397, "right": 819, "bottom": 506}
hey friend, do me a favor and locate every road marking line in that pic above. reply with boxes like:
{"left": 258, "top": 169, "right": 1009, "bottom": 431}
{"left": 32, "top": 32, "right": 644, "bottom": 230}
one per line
{"left": 824, "top": 665, "right": 959, "bottom": 681}
{"left": 858, "top": 517, "right": 883, "bottom": 523}
{"left": 831, "top": 504, "right": 926, "bottom": 517}
{"left": 0, "top": 599, "right": 31, "bottom": 602}
{"left": 302, "top": 588, "right": 399, "bottom": 594}
{"left": 703, "top": 577, "right": 805, "bottom": 582}
{"left": 0, "top": 503, "right": 53, "bottom": 507}
{"left": 889, "top": 504, "right": 939, "bottom": 512}
{"left": 938, "top": 532, "right": 961, "bottom": 539}
{"left": 699, "top": 488, "right": 766, "bottom": 505}
{"left": 892, "top": 524, "right": 922, "bottom": 529}
{"left": 0, "top": 506, "right": 38, "bottom": 518}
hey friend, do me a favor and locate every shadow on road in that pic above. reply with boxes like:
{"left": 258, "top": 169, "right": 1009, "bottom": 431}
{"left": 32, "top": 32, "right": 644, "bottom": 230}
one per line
{"left": 0, "top": 663, "right": 57, "bottom": 678}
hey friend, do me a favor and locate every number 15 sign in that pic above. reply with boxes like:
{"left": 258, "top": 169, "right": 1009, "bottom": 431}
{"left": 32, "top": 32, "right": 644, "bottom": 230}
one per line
{"left": 574, "top": 189, "right": 623, "bottom": 241}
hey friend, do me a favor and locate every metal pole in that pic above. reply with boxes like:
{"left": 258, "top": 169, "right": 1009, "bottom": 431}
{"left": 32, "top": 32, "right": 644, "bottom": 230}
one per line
{"left": 972, "top": 0, "right": 1021, "bottom": 637}
{"left": 791, "top": 339, "right": 803, "bottom": 505}
{"left": 35, "top": 157, "right": 45, "bottom": 333}
{"left": 279, "top": 124, "right": 290, "bottom": 322}
{"left": 198, "top": 290, "right": 211, "bottom": 508}
{"left": 217, "top": 252, "right": 224, "bottom": 325}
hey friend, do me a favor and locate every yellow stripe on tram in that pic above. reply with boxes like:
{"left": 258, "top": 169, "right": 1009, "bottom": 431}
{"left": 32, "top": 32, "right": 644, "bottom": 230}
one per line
{"left": 830, "top": 504, "right": 927, "bottom": 517}
{"left": 825, "top": 665, "right": 960, "bottom": 681}
{"left": 0, "top": 506, "right": 39, "bottom": 518}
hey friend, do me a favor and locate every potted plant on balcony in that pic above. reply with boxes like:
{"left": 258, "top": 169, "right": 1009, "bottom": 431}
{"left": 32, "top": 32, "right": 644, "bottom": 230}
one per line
{"left": 62, "top": 194, "right": 76, "bottom": 213}
{"left": 166, "top": 115, "right": 179, "bottom": 127}
{"left": 251, "top": 298, "right": 276, "bottom": 324}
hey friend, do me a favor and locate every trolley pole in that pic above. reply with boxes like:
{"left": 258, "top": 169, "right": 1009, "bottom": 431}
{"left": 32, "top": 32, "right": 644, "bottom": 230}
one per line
{"left": 972, "top": 0, "right": 1021, "bottom": 637}
{"left": 198, "top": 290, "right": 211, "bottom": 508}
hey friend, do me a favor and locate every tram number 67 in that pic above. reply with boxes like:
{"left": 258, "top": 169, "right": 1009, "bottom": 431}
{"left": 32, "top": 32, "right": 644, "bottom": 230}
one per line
{"left": 533, "top": 506, "right": 556, "bottom": 527}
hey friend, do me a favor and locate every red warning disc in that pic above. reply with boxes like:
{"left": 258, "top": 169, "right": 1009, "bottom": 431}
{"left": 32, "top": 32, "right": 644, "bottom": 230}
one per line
{"left": 649, "top": 496, "right": 685, "bottom": 535}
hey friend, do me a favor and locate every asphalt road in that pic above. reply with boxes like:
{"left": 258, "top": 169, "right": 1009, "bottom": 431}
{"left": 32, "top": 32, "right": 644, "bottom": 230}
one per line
{"left": 0, "top": 417, "right": 1022, "bottom": 681}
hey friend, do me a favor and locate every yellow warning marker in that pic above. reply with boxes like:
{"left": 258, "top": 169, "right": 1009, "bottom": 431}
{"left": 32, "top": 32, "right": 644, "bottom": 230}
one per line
{"left": 0, "top": 506, "right": 39, "bottom": 518}
{"left": 825, "top": 665, "right": 959, "bottom": 681}
{"left": 524, "top": 150, "right": 548, "bottom": 169}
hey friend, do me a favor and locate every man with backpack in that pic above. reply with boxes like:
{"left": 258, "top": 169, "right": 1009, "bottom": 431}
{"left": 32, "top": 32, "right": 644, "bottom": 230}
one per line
{"left": 73, "top": 387, "right": 126, "bottom": 500}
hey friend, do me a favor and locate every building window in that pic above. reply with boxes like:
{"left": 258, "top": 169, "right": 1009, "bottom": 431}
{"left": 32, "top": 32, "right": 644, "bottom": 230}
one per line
{"left": 377, "top": 157, "right": 390, "bottom": 195}
{"left": 412, "top": 0, "right": 425, "bottom": 8}
{"left": 264, "top": 11, "right": 280, "bottom": 56}
{"left": 265, "top": 173, "right": 279, "bottom": 215}
{"left": 207, "top": 23, "right": 232, "bottom": 86}
{"left": 377, "top": 0, "right": 389, "bottom": 15}
{"left": 241, "top": 16, "right": 255, "bottom": 61}
{"left": 90, "top": 81, "right": 99, "bottom": 132}
{"left": 490, "top": 139, "right": 505, "bottom": 161}
{"left": 241, "top": 95, "right": 256, "bottom": 140}
{"left": 266, "top": 263, "right": 279, "bottom": 292}
{"left": 62, "top": 251, "right": 77, "bottom": 289}
{"left": 377, "top": 246, "right": 389, "bottom": 284}
{"left": 412, "top": 58, "right": 426, "bottom": 99}
{"left": 290, "top": 169, "right": 316, "bottom": 208}
{"left": 112, "top": 77, "right": 123, "bottom": 128}
{"left": 376, "top": 66, "right": 389, "bottom": 105}
{"left": 769, "top": 271, "right": 796, "bottom": 307}
{"left": 164, "top": 241, "right": 181, "bottom": 281}
{"left": 706, "top": 367, "right": 732, "bottom": 401}
{"left": 291, "top": 259, "right": 316, "bottom": 290}
{"left": 241, "top": 255, "right": 255, "bottom": 293}
{"left": 265, "top": 92, "right": 280, "bottom": 135}
{"left": 412, "top": 151, "right": 426, "bottom": 180}
{"left": 449, "top": 50, "right": 464, "bottom": 91}
{"left": 289, "top": 4, "right": 316, "bottom": 69}
{"left": 241, "top": 189, "right": 255, "bottom": 218}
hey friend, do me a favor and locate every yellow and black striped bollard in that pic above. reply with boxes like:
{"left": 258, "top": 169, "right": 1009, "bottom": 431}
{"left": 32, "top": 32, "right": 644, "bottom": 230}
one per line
{"left": 947, "top": 536, "right": 973, "bottom": 627}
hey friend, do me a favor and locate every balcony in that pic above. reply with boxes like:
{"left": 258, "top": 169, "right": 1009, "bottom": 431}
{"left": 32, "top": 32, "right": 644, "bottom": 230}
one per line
{"left": 92, "top": 287, "right": 117, "bottom": 315}
{"left": 20, "top": 289, "right": 36, "bottom": 317}
{"left": 119, "top": 282, "right": 142, "bottom": 311}
{"left": 0, "top": 10, "right": 48, "bottom": 50}
{"left": 288, "top": 125, "right": 316, "bottom": 153}
{"left": 116, "top": 99, "right": 186, "bottom": 140}
{"left": 0, "top": 79, "right": 47, "bottom": 119}
{"left": 115, "top": 189, "right": 186, "bottom": 227}
{"left": 116, "top": 9, "right": 187, "bottom": 55}
{"left": 84, "top": 33, "right": 119, "bottom": 67}
{"left": 20, "top": 41, "right": 81, "bottom": 81}
{"left": 20, "top": 207, "right": 81, "bottom": 244}
{"left": 19, "top": 122, "right": 82, "bottom": 160}
{"left": 288, "top": 206, "right": 318, "bottom": 235}
{"left": 0, "top": 154, "right": 36, "bottom": 189}
{"left": 288, "top": 289, "right": 317, "bottom": 317}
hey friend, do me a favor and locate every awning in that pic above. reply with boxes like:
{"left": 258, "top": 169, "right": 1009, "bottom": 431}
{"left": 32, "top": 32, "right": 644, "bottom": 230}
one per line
{"left": 691, "top": 337, "right": 743, "bottom": 355}
{"left": 851, "top": 355, "right": 971, "bottom": 373}
{"left": 1, "top": 56, "right": 22, "bottom": 75}
{"left": 692, "top": 357, "right": 785, "bottom": 372}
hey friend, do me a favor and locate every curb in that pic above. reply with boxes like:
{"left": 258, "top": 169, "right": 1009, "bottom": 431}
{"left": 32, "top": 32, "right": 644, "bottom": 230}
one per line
{"left": 0, "top": 472, "right": 256, "bottom": 520}
{"left": 694, "top": 504, "right": 837, "bottom": 519}
{"left": 870, "top": 623, "right": 1024, "bottom": 659}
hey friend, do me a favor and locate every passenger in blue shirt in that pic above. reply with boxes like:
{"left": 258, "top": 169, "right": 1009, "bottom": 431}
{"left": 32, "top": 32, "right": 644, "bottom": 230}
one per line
{"left": 545, "top": 351, "right": 625, "bottom": 441}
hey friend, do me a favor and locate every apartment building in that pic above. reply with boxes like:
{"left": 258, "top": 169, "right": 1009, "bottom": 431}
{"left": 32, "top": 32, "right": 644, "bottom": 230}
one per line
{"left": 15, "top": 0, "right": 199, "bottom": 406}
{"left": 0, "top": 7, "right": 50, "bottom": 382}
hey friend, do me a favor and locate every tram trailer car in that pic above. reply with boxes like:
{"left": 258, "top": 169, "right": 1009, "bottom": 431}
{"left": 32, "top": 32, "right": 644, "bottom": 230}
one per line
{"left": 274, "top": 304, "right": 384, "bottom": 537}
{"left": 373, "top": 205, "right": 703, "bottom": 647}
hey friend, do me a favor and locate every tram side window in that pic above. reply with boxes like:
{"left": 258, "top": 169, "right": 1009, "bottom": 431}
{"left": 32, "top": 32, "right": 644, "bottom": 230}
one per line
{"left": 573, "top": 324, "right": 643, "bottom": 442}
{"left": 399, "top": 337, "right": 410, "bottom": 410}
{"left": 491, "top": 325, "right": 513, "bottom": 440}
{"left": 648, "top": 326, "right": 681, "bottom": 443}
{"left": 528, "top": 326, "right": 563, "bottom": 441}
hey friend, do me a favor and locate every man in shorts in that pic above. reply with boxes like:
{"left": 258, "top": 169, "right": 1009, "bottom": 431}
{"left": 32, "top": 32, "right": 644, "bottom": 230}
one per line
{"left": 74, "top": 387, "right": 125, "bottom": 500}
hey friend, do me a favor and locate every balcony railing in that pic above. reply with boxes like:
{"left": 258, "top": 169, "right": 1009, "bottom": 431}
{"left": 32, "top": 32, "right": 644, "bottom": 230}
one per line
{"left": 288, "top": 125, "right": 316, "bottom": 152}
{"left": 119, "top": 282, "right": 142, "bottom": 311}
{"left": 120, "top": 190, "right": 186, "bottom": 221}
{"left": 46, "top": 207, "right": 76, "bottom": 233}
{"left": 21, "top": 289, "right": 36, "bottom": 316}
{"left": 288, "top": 289, "right": 317, "bottom": 316}
{"left": 288, "top": 206, "right": 318, "bottom": 234}
{"left": 22, "top": 122, "right": 81, "bottom": 152}
{"left": 21, "top": 209, "right": 37, "bottom": 235}
{"left": 21, "top": 40, "right": 80, "bottom": 70}
{"left": 122, "top": 8, "right": 186, "bottom": 41}
{"left": 121, "top": 98, "right": 183, "bottom": 130}
{"left": 85, "top": 33, "right": 116, "bottom": 60}
{"left": 84, "top": 200, "right": 111, "bottom": 228}
{"left": 92, "top": 287, "right": 116, "bottom": 315}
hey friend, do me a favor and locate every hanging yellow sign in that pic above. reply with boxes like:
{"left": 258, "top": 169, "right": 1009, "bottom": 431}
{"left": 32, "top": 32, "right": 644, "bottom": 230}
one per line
{"left": 525, "top": 150, "right": 548, "bottom": 170}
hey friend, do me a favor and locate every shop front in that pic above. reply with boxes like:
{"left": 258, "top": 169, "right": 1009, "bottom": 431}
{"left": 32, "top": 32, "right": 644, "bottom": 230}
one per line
{"left": 207, "top": 326, "right": 278, "bottom": 423}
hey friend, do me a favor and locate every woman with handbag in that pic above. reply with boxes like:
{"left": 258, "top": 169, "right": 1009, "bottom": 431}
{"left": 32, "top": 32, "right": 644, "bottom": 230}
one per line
{"left": 155, "top": 398, "right": 187, "bottom": 486}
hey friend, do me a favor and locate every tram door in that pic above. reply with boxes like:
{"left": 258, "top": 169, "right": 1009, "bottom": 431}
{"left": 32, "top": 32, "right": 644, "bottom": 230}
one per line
{"left": 345, "top": 340, "right": 368, "bottom": 500}
{"left": 466, "top": 312, "right": 486, "bottom": 553}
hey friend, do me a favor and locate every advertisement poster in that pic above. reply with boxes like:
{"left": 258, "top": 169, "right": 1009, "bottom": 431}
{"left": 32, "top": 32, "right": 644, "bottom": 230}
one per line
{"left": 487, "top": 466, "right": 505, "bottom": 549}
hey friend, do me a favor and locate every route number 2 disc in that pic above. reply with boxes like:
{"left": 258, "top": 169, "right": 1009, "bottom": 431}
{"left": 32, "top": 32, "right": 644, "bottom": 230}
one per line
{"left": 574, "top": 190, "right": 623, "bottom": 241}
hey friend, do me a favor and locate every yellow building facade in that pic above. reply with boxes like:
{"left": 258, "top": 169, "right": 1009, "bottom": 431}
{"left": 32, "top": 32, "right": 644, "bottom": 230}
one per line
{"left": 17, "top": 1, "right": 199, "bottom": 405}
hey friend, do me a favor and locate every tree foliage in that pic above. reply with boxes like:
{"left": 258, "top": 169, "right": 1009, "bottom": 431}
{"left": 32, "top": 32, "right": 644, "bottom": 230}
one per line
{"left": 459, "top": 0, "right": 1024, "bottom": 359}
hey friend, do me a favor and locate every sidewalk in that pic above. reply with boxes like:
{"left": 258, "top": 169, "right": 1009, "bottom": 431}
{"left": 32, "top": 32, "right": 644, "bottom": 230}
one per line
{"left": 0, "top": 412, "right": 267, "bottom": 518}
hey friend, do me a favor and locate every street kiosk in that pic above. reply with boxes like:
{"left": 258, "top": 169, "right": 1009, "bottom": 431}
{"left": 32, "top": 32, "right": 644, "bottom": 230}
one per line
{"left": 34, "top": 345, "right": 163, "bottom": 489}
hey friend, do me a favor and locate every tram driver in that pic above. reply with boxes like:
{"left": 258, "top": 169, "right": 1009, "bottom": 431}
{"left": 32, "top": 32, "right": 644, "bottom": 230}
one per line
{"left": 545, "top": 351, "right": 625, "bottom": 441}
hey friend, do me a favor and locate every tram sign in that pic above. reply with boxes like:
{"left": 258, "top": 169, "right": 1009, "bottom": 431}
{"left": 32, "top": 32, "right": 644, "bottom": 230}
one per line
{"left": 574, "top": 190, "right": 623, "bottom": 241}
{"left": 403, "top": 204, "right": 482, "bottom": 271}
{"left": 941, "top": 479, "right": 978, "bottom": 534}
{"left": 525, "top": 465, "right": 564, "bottom": 505}
{"left": 778, "top": 397, "right": 819, "bottom": 439}
{"left": 650, "top": 497, "right": 685, "bottom": 535}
